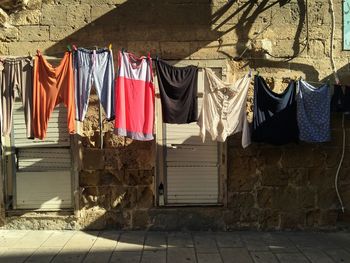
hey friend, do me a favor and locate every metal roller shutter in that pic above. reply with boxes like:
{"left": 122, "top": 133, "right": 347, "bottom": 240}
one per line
{"left": 12, "top": 101, "right": 72, "bottom": 210}
{"left": 163, "top": 69, "right": 221, "bottom": 205}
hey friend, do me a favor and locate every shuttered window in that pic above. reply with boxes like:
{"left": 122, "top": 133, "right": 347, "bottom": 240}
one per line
{"left": 156, "top": 61, "right": 227, "bottom": 206}
{"left": 10, "top": 101, "right": 73, "bottom": 210}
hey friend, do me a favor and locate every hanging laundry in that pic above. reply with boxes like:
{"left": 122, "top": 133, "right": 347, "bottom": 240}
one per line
{"left": 33, "top": 51, "right": 76, "bottom": 140}
{"left": 198, "top": 68, "right": 251, "bottom": 147}
{"left": 73, "top": 47, "right": 115, "bottom": 121}
{"left": 155, "top": 59, "right": 198, "bottom": 123}
{"left": 331, "top": 84, "right": 350, "bottom": 113}
{"left": 114, "top": 51, "right": 154, "bottom": 141}
{"left": 297, "top": 80, "right": 331, "bottom": 143}
{"left": 252, "top": 76, "right": 299, "bottom": 145}
{"left": 0, "top": 57, "right": 33, "bottom": 138}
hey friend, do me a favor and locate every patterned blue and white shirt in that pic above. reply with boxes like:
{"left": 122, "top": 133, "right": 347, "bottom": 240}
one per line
{"left": 297, "top": 80, "right": 331, "bottom": 142}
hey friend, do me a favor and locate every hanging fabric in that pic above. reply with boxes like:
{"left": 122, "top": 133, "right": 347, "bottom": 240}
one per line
{"left": 252, "top": 76, "right": 299, "bottom": 145}
{"left": 114, "top": 51, "right": 154, "bottom": 141}
{"left": 32, "top": 51, "right": 76, "bottom": 140}
{"left": 198, "top": 68, "right": 251, "bottom": 147}
{"left": 331, "top": 84, "right": 350, "bottom": 113}
{"left": 0, "top": 57, "right": 33, "bottom": 138}
{"left": 73, "top": 47, "right": 115, "bottom": 121}
{"left": 155, "top": 59, "right": 198, "bottom": 124}
{"left": 297, "top": 79, "right": 331, "bottom": 142}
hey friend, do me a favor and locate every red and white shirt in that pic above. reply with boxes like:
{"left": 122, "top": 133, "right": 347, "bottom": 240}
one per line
{"left": 114, "top": 51, "right": 154, "bottom": 141}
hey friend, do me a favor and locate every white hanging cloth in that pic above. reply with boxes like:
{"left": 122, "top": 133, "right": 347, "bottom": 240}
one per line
{"left": 198, "top": 68, "right": 251, "bottom": 147}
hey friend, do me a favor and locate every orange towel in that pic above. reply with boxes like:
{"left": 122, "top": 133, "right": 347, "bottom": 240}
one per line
{"left": 33, "top": 51, "right": 76, "bottom": 139}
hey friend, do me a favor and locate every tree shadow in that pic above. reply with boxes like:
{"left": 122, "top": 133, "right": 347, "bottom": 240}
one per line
{"left": 45, "top": 0, "right": 318, "bottom": 81}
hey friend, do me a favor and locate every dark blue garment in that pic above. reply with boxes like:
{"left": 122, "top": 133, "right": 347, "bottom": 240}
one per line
{"left": 297, "top": 80, "right": 330, "bottom": 143}
{"left": 331, "top": 84, "right": 350, "bottom": 113}
{"left": 252, "top": 76, "right": 299, "bottom": 145}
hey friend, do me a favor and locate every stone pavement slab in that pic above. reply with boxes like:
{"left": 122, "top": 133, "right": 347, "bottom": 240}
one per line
{"left": 301, "top": 248, "right": 334, "bottom": 263}
{"left": 193, "top": 233, "right": 219, "bottom": 253}
{"left": 143, "top": 232, "right": 167, "bottom": 251}
{"left": 167, "top": 247, "right": 196, "bottom": 263}
{"left": 251, "top": 251, "right": 279, "bottom": 263}
{"left": 141, "top": 250, "right": 166, "bottom": 263}
{"left": 197, "top": 253, "right": 223, "bottom": 263}
{"left": 220, "top": 248, "right": 254, "bottom": 263}
{"left": 275, "top": 253, "right": 309, "bottom": 263}
{"left": 215, "top": 232, "right": 243, "bottom": 248}
{"left": 326, "top": 248, "right": 350, "bottom": 262}
{"left": 0, "top": 230, "right": 349, "bottom": 262}
{"left": 168, "top": 232, "right": 194, "bottom": 248}
{"left": 110, "top": 251, "right": 141, "bottom": 263}
{"left": 25, "top": 247, "right": 61, "bottom": 263}
{"left": 84, "top": 247, "right": 114, "bottom": 263}
{"left": 41, "top": 231, "right": 75, "bottom": 247}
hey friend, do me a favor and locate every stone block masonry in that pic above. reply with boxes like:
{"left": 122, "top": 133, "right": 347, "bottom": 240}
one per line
{"left": 0, "top": 0, "right": 350, "bottom": 230}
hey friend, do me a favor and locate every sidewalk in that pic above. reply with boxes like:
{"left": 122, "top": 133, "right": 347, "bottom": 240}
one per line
{"left": 0, "top": 230, "right": 350, "bottom": 263}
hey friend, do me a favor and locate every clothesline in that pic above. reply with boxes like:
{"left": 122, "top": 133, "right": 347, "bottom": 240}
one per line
{"left": 0, "top": 47, "right": 347, "bottom": 146}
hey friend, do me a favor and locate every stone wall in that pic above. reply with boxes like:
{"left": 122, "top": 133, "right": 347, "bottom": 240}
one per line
{"left": 1, "top": 0, "right": 350, "bottom": 230}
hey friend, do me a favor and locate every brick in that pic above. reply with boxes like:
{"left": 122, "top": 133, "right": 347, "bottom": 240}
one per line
{"left": 81, "top": 0, "right": 115, "bottom": 4}
{"left": 41, "top": 4, "right": 67, "bottom": 26}
{"left": 91, "top": 4, "right": 116, "bottom": 21}
{"left": 160, "top": 41, "right": 191, "bottom": 59}
{"left": 10, "top": 9, "right": 41, "bottom": 25}
{"left": 126, "top": 41, "right": 160, "bottom": 57}
{"left": 50, "top": 26, "right": 74, "bottom": 41}
{"left": 261, "top": 166, "right": 288, "bottom": 186}
{"left": 0, "top": 7, "right": 9, "bottom": 25}
{"left": 297, "top": 187, "right": 316, "bottom": 209}
{"left": 132, "top": 210, "right": 150, "bottom": 229}
{"left": 281, "top": 147, "right": 314, "bottom": 168}
{"left": 257, "top": 188, "right": 272, "bottom": 208}
{"left": 272, "top": 186, "right": 298, "bottom": 211}
{"left": 280, "top": 213, "right": 305, "bottom": 230}
{"left": 0, "top": 42, "right": 8, "bottom": 55}
{"left": 80, "top": 171, "right": 100, "bottom": 187}
{"left": 228, "top": 192, "right": 255, "bottom": 209}
{"left": 19, "top": 26, "right": 49, "bottom": 42}
{"left": 67, "top": 4, "right": 91, "bottom": 28}
{"left": 82, "top": 148, "right": 105, "bottom": 170}
{"left": 0, "top": 27, "right": 19, "bottom": 42}
{"left": 7, "top": 41, "right": 57, "bottom": 56}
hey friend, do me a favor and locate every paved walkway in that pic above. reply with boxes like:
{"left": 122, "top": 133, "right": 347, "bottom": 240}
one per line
{"left": 0, "top": 230, "right": 350, "bottom": 263}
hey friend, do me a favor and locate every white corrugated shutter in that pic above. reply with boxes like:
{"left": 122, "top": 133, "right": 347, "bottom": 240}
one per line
{"left": 164, "top": 69, "right": 220, "bottom": 204}
{"left": 12, "top": 101, "right": 72, "bottom": 210}
{"left": 12, "top": 102, "right": 70, "bottom": 147}
{"left": 165, "top": 122, "right": 219, "bottom": 204}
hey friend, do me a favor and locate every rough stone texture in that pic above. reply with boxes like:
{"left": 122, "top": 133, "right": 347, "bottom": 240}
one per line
{"left": 1, "top": 0, "right": 350, "bottom": 231}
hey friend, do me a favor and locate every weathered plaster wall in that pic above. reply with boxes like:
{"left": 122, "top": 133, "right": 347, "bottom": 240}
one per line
{"left": 1, "top": 0, "right": 350, "bottom": 230}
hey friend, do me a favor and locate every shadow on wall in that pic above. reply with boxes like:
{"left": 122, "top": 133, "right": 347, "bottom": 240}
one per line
{"left": 44, "top": 0, "right": 319, "bottom": 80}
{"left": 46, "top": 0, "right": 221, "bottom": 57}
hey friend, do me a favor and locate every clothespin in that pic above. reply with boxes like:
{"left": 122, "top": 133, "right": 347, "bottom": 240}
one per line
{"left": 256, "top": 70, "right": 259, "bottom": 76}
{"left": 28, "top": 51, "right": 32, "bottom": 57}
{"left": 67, "top": 45, "right": 72, "bottom": 52}
{"left": 122, "top": 48, "right": 126, "bottom": 53}
{"left": 72, "top": 44, "right": 77, "bottom": 51}
{"left": 36, "top": 49, "right": 41, "bottom": 56}
{"left": 109, "top": 43, "right": 112, "bottom": 51}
